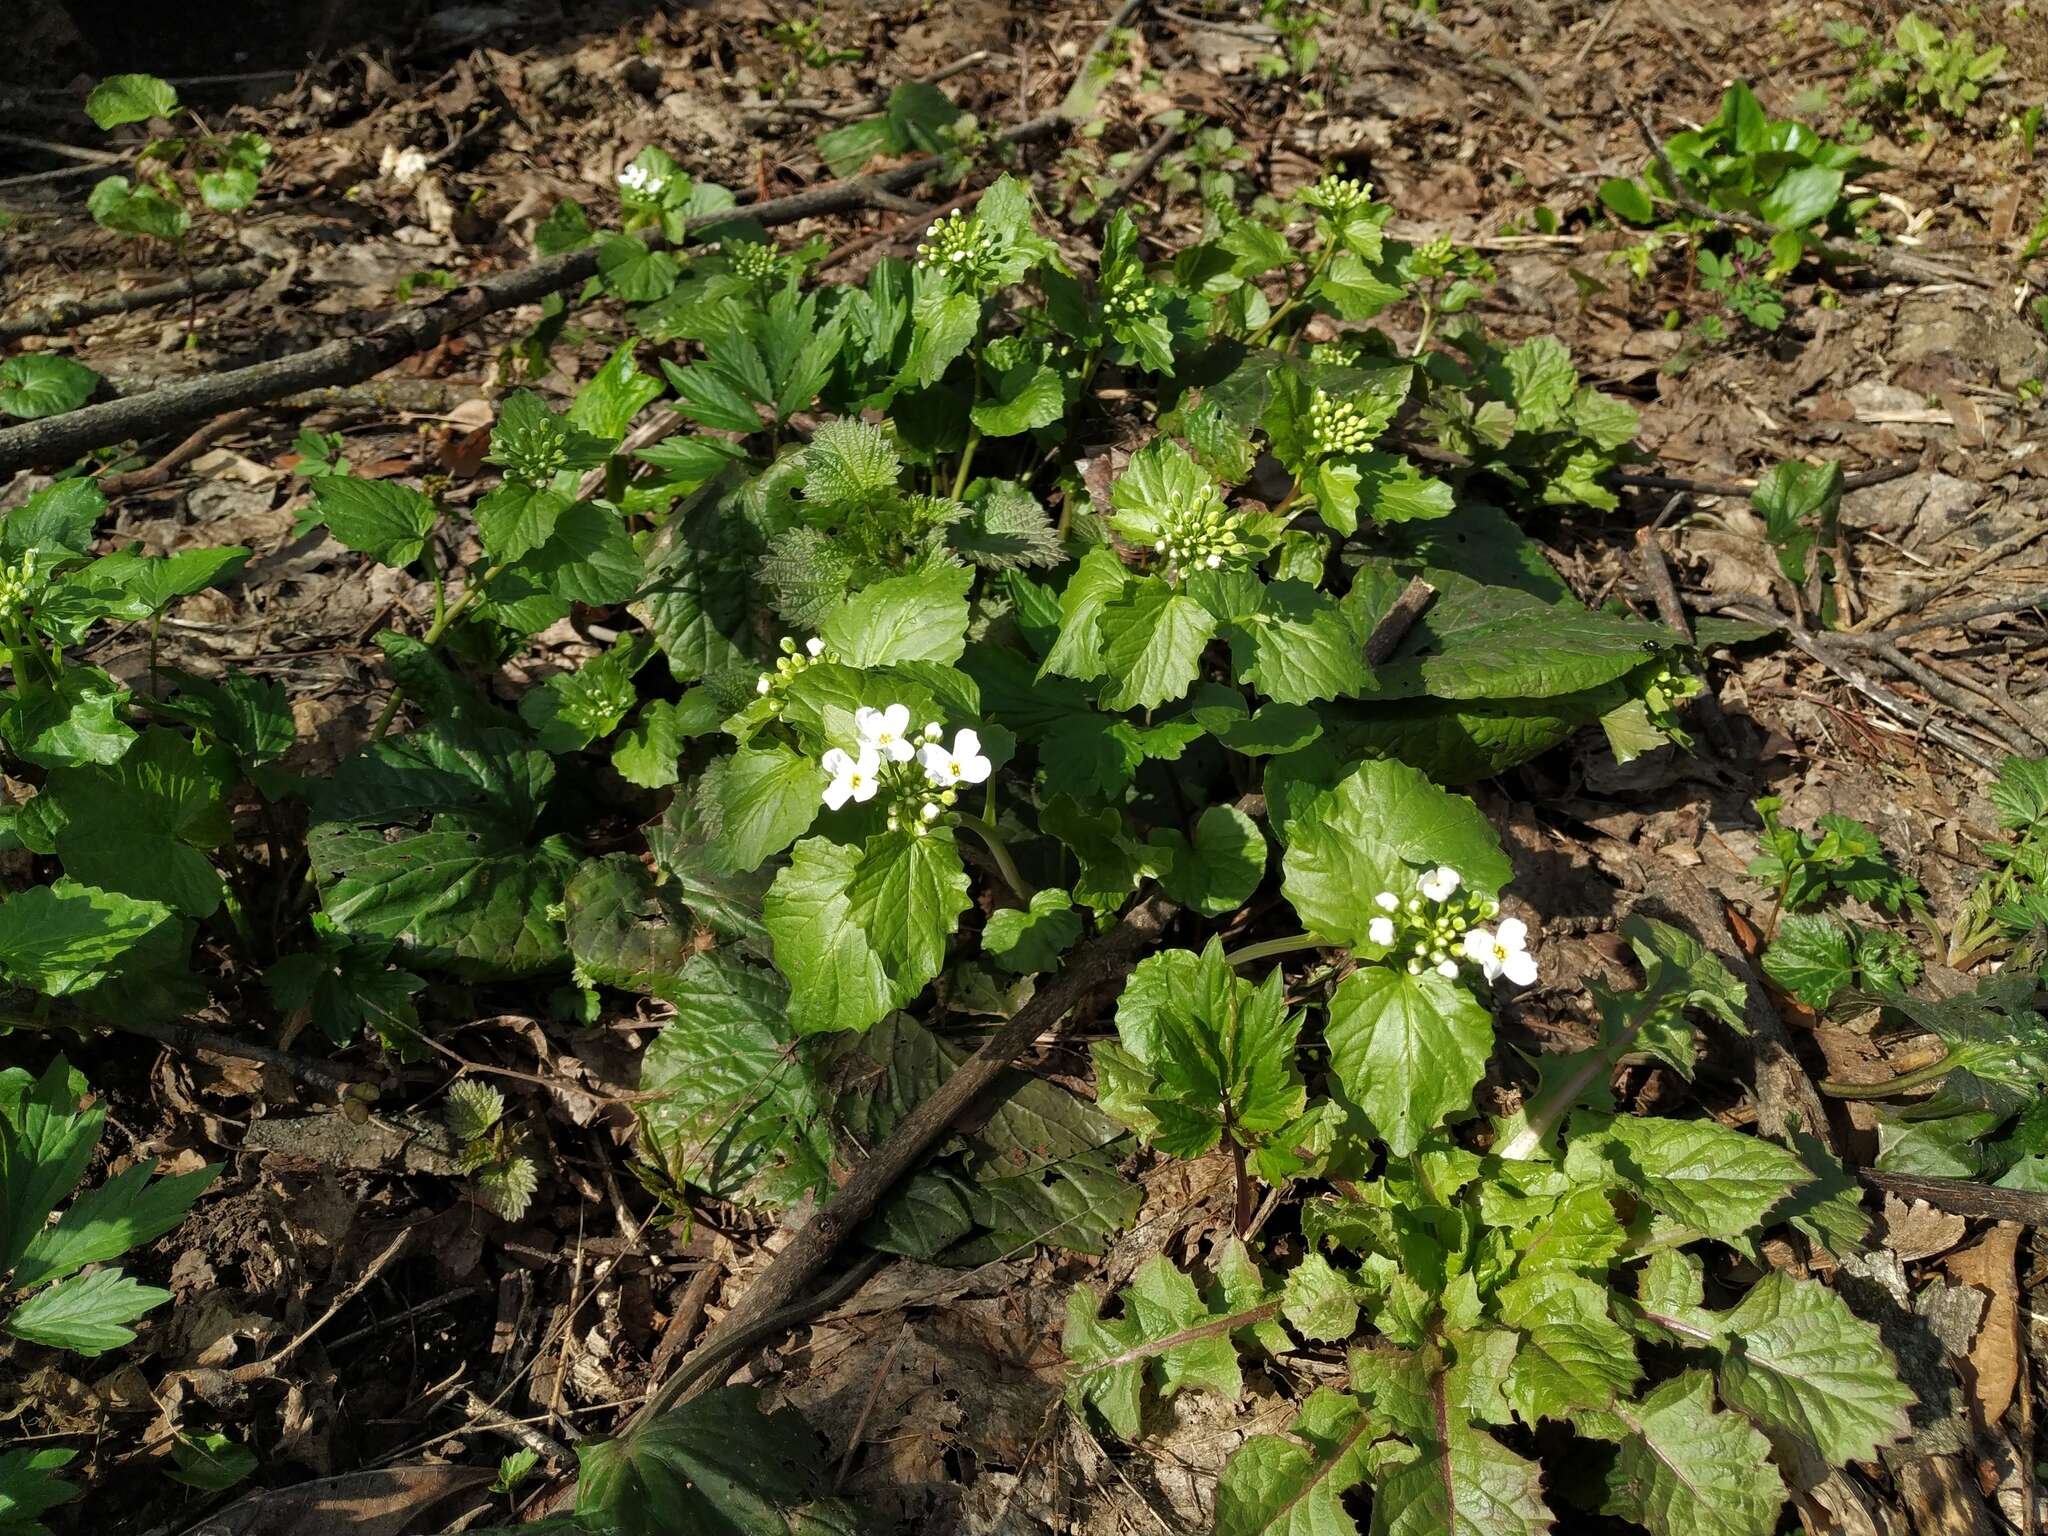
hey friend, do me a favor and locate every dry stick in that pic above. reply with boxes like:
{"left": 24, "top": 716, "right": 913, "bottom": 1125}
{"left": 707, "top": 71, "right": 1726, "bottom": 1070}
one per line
{"left": 1364, "top": 576, "right": 1436, "bottom": 665}
{"left": 0, "top": 259, "right": 275, "bottom": 341}
{"left": 0, "top": 129, "right": 122, "bottom": 165}
{"left": 1846, "top": 515, "right": 2048, "bottom": 633}
{"left": 95, "top": 407, "right": 259, "bottom": 495}
{"left": 1708, "top": 599, "right": 2008, "bottom": 773}
{"left": 117, "top": 1013, "right": 376, "bottom": 1101}
{"left": 461, "top": 1388, "right": 574, "bottom": 1466}
{"left": 230, "top": 1228, "right": 413, "bottom": 1382}
{"left": 1857, "top": 1168, "right": 2048, "bottom": 1227}
{"left": 1616, "top": 460, "right": 1915, "bottom": 500}
{"left": 644, "top": 1249, "right": 723, "bottom": 1384}
{"left": 1635, "top": 521, "right": 1692, "bottom": 644}
{"left": 0, "top": 124, "right": 1077, "bottom": 476}
{"left": 1098, "top": 124, "right": 1182, "bottom": 217}
{"left": 1868, "top": 641, "right": 2042, "bottom": 758}
{"left": 629, "top": 890, "right": 1178, "bottom": 1435}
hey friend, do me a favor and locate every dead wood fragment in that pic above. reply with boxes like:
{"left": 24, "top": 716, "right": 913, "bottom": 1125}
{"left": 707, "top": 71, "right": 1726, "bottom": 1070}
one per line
{"left": 0, "top": 259, "right": 274, "bottom": 341}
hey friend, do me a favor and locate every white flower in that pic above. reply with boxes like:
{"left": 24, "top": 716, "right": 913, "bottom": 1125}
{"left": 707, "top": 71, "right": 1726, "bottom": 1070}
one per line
{"left": 1462, "top": 918, "right": 1536, "bottom": 986}
{"left": 756, "top": 675, "right": 772, "bottom": 695}
{"left": 821, "top": 746, "right": 881, "bottom": 810}
{"left": 380, "top": 145, "right": 431, "bottom": 186}
{"left": 855, "top": 703, "right": 916, "bottom": 763}
{"left": 1436, "top": 959, "right": 1460, "bottom": 979}
{"left": 805, "top": 637, "right": 825, "bottom": 657}
{"left": 1373, "top": 891, "right": 1399, "bottom": 913}
{"left": 920, "top": 728, "right": 992, "bottom": 788}
{"left": 1419, "top": 865, "right": 1462, "bottom": 902}
{"left": 1368, "top": 916, "right": 1396, "bottom": 947}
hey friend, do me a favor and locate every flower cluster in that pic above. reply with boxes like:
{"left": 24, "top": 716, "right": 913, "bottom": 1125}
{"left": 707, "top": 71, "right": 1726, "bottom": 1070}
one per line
{"left": 915, "top": 208, "right": 1001, "bottom": 289}
{"left": 0, "top": 549, "right": 38, "bottom": 623}
{"left": 820, "top": 703, "right": 992, "bottom": 835}
{"left": 1304, "top": 173, "right": 1372, "bottom": 214}
{"left": 754, "top": 635, "right": 834, "bottom": 710}
{"left": 730, "top": 241, "right": 783, "bottom": 284}
{"left": 1152, "top": 490, "right": 1249, "bottom": 579}
{"left": 1305, "top": 389, "right": 1376, "bottom": 458}
{"left": 1366, "top": 865, "right": 1534, "bottom": 987}
{"left": 1099, "top": 263, "right": 1155, "bottom": 326}
{"left": 616, "top": 162, "right": 667, "bottom": 198}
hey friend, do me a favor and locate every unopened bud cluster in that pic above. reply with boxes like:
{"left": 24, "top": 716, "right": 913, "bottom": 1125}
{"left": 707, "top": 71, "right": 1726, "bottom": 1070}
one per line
{"left": 916, "top": 208, "right": 1002, "bottom": 288}
{"left": 755, "top": 635, "right": 833, "bottom": 709}
{"left": 1153, "top": 492, "right": 1248, "bottom": 578}
{"left": 1099, "top": 263, "right": 1154, "bottom": 325}
{"left": 1305, "top": 173, "right": 1372, "bottom": 214}
{"left": 1306, "top": 390, "right": 1376, "bottom": 458}
{"left": 731, "top": 241, "right": 782, "bottom": 284}
{"left": 495, "top": 422, "right": 567, "bottom": 483}
{"left": 0, "top": 549, "right": 39, "bottom": 623}
{"left": 1365, "top": 866, "right": 1500, "bottom": 980}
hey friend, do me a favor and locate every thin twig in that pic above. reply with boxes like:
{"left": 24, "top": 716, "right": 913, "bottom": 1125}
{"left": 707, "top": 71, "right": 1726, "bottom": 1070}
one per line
{"left": 461, "top": 1388, "right": 573, "bottom": 1465}
{"left": 230, "top": 1229, "right": 413, "bottom": 1381}
{"left": 96, "top": 408, "right": 259, "bottom": 496}
{"left": 1098, "top": 125, "right": 1182, "bottom": 217}
{"left": 1866, "top": 641, "right": 2041, "bottom": 757}
{"left": 1364, "top": 576, "right": 1436, "bottom": 664}
{"left": 1, "top": 259, "right": 275, "bottom": 341}
{"left": 1847, "top": 515, "right": 2048, "bottom": 633}
{"left": 1857, "top": 1169, "right": 2048, "bottom": 1226}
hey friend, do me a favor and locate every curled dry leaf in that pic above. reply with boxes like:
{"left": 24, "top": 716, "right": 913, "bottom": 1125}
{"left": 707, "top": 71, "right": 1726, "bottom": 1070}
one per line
{"left": 1940, "top": 1223, "right": 2022, "bottom": 1431}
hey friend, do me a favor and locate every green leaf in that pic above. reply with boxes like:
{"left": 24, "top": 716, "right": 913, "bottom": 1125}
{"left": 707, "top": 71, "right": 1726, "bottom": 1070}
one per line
{"left": 86, "top": 176, "right": 188, "bottom": 242}
{"left": 0, "top": 881, "right": 170, "bottom": 997}
{"left": 1281, "top": 1252, "right": 1361, "bottom": 1342}
{"left": 638, "top": 952, "right": 832, "bottom": 1207}
{"left": 905, "top": 289, "right": 982, "bottom": 386}
{"left": 2, "top": 480, "right": 103, "bottom": 559}
{"left": 197, "top": 168, "right": 258, "bottom": 211}
{"left": 1099, "top": 578, "right": 1217, "bottom": 712}
{"left": 476, "top": 483, "right": 570, "bottom": 564}
{"left": 1326, "top": 967, "right": 1494, "bottom": 1156}
{"left": 1989, "top": 754, "right": 2048, "bottom": 830}
{"left": 0, "top": 1445, "right": 79, "bottom": 1534}
{"left": 764, "top": 831, "right": 971, "bottom": 1035}
{"left": 820, "top": 563, "right": 973, "bottom": 667}
{"left": 38, "top": 729, "right": 231, "bottom": 917}
{"left": 1153, "top": 804, "right": 1266, "bottom": 918}
{"left": 309, "top": 823, "right": 579, "bottom": 979}
{"left": 696, "top": 743, "right": 823, "bottom": 873}
{"left": 574, "top": 1387, "right": 858, "bottom": 1536}
{"left": 0, "top": 1055, "right": 100, "bottom": 1275}
{"left": 166, "top": 1432, "right": 257, "bottom": 1491}
{"left": 612, "top": 694, "right": 716, "bottom": 789}
{"left": 1593, "top": 1373, "right": 1785, "bottom": 1536}
{"left": 84, "top": 73, "right": 178, "bottom": 128}
{"left": 266, "top": 941, "right": 425, "bottom": 1050}
{"left": 597, "top": 233, "right": 680, "bottom": 303}
{"left": 1280, "top": 758, "right": 1512, "bottom": 948}
{"left": 983, "top": 887, "right": 1083, "bottom": 974}
{"left": 1064, "top": 1254, "right": 1251, "bottom": 1439}
{"left": 1228, "top": 581, "right": 1373, "bottom": 705}
{"left": 1751, "top": 460, "right": 1842, "bottom": 585}
{"left": 1042, "top": 545, "right": 1131, "bottom": 684}
{"left": 12, "top": 1157, "right": 216, "bottom": 1291}
{"left": 306, "top": 476, "right": 437, "bottom": 567}
{"left": 1757, "top": 165, "right": 1843, "bottom": 228}
{"left": 1601, "top": 1116, "right": 1813, "bottom": 1239}
{"left": 563, "top": 853, "right": 698, "bottom": 996}
{"left": 1760, "top": 913, "right": 1855, "bottom": 1008}
{"left": 1372, "top": 1417, "right": 1551, "bottom": 1536}
{"left": 517, "top": 499, "right": 642, "bottom": 606}
{"left": 3, "top": 1266, "right": 168, "bottom": 1355}
{"left": 959, "top": 1148, "right": 1140, "bottom": 1259}
{"left": 570, "top": 343, "right": 665, "bottom": 439}
{"left": 1042, "top": 795, "right": 1145, "bottom": 912}
{"left": 951, "top": 481, "right": 1062, "bottom": 570}
{"left": 971, "top": 359, "right": 1065, "bottom": 437}
{"left": 1215, "top": 1388, "right": 1377, "bottom": 1536}
{"left": 1599, "top": 176, "right": 1656, "bottom": 223}
{"left": 152, "top": 671, "right": 294, "bottom": 766}
{"left": 1496, "top": 1272, "right": 1637, "bottom": 1424}
{"left": 0, "top": 669, "right": 135, "bottom": 770}
{"left": 0, "top": 356, "right": 100, "bottom": 421}
{"left": 1706, "top": 1271, "right": 1912, "bottom": 1465}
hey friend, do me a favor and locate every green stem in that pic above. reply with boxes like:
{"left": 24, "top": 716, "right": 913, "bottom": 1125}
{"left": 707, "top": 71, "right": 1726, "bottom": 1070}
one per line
{"left": 1222, "top": 932, "right": 1320, "bottom": 968}
{"left": 951, "top": 427, "right": 982, "bottom": 501}
{"left": 960, "top": 815, "right": 1034, "bottom": 902}
{"left": 1820, "top": 1053, "right": 1956, "bottom": 1100}
{"left": 369, "top": 561, "right": 500, "bottom": 742}
{"left": 1409, "top": 295, "right": 1438, "bottom": 359}
{"left": 1249, "top": 237, "right": 1339, "bottom": 349}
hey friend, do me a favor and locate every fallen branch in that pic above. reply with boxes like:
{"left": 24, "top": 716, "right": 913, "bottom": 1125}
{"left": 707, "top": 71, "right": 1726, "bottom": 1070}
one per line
{"left": 1364, "top": 576, "right": 1436, "bottom": 664}
{"left": 629, "top": 888, "right": 1177, "bottom": 1431}
{"left": 0, "top": 258, "right": 275, "bottom": 341}
{"left": 1857, "top": 1168, "right": 2048, "bottom": 1227}
{"left": 1615, "top": 459, "right": 1915, "bottom": 501}
{"left": 0, "top": 120, "right": 1079, "bottom": 477}
{"left": 94, "top": 407, "right": 258, "bottom": 496}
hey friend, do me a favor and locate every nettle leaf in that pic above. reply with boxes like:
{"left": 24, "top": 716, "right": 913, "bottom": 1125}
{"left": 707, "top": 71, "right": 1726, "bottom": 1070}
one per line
{"left": 637, "top": 951, "right": 832, "bottom": 1207}
{"left": 983, "top": 887, "right": 1083, "bottom": 974}
{"left": 820, "top": 562, "right": 973, "bottom": 666}
{"left": 85, "top": 73, "right": 179, "bottom": 128}
{"left": 1095, "top": 940, "right": 1308, "bottom": 1162}
{"left": 0, "top": 356, "right": 100, "bottom": 421}
{"left": 1099, "top": 578, "right": 1217, "bottom": 712}
{"left": 1590, "top": 1373, "right": 1784, "bottom": 1536}
{"left": 1596, "top": 1116, "right": 1812, "bottom": 1241}
{"left": 951, "top": 481, "right": 1062, "bottom": 570}
{"left": 1215, "top": 1387, "right": 1379, "bottom": 1536}
{"left": 1280, "top": 758, "right": 1512, "bottom": 948}
{"left": 305, "top": 476, "right": 437, "bottom": 567}
{"left": 764, "top": 831, "right": 971, "bottom": 1035}
{"left": 1326, "top": 967, "right": 1494, "bottom": 1156}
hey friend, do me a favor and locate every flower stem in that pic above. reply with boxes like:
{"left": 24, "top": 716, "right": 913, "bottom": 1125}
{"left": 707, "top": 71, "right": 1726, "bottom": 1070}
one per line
{"left": 1819, "top": 1053, "right": 1956, "bottom": 1100}
{"left": 960, "top": 815, "right": 1034, "bottom": 901}
{"left": 369, "top": 562, "right": 501, "bottom": 742}
{"left": 951, "top": 428, "right": 982, "bottom": 500}
{"left": 1222, "top": 932, "right": 1320, "bottom": 968}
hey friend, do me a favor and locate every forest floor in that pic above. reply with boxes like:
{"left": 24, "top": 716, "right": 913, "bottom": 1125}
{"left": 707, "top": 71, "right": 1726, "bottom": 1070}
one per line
{"left": 2, "top": 2, "right": 2046, "bottom": 1533}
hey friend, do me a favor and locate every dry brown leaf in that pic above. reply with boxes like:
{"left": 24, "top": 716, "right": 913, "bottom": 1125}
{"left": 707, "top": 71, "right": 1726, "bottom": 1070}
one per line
{"left": 1879, "top": 1195, "right": 1967, "bottom": 1263}
{"left": 1941, "top": 1222, "right": 2021, "bottom": 1430}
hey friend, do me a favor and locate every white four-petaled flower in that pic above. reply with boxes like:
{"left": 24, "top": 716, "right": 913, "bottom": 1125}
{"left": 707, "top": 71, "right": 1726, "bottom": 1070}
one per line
{"left": 920, "top": 728, "right": 992, "bottom": 788}
{"left": 1373, "top": 891, "right": 1399, "bottom": 913}
{"left": 855, "top": 703, "right": 916, "bottom": 763}
{"left": 1368, "top": 916, "right": 1396, "bottom": 947}
{"left": 1419, "top": 865, "right": 1462, "bottom": 902}
{"left": 1462, "top": 918, "right": 1536, "bottom": 986}
{"left": 821, "top": 746, "right": 881, "bottom": 810}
